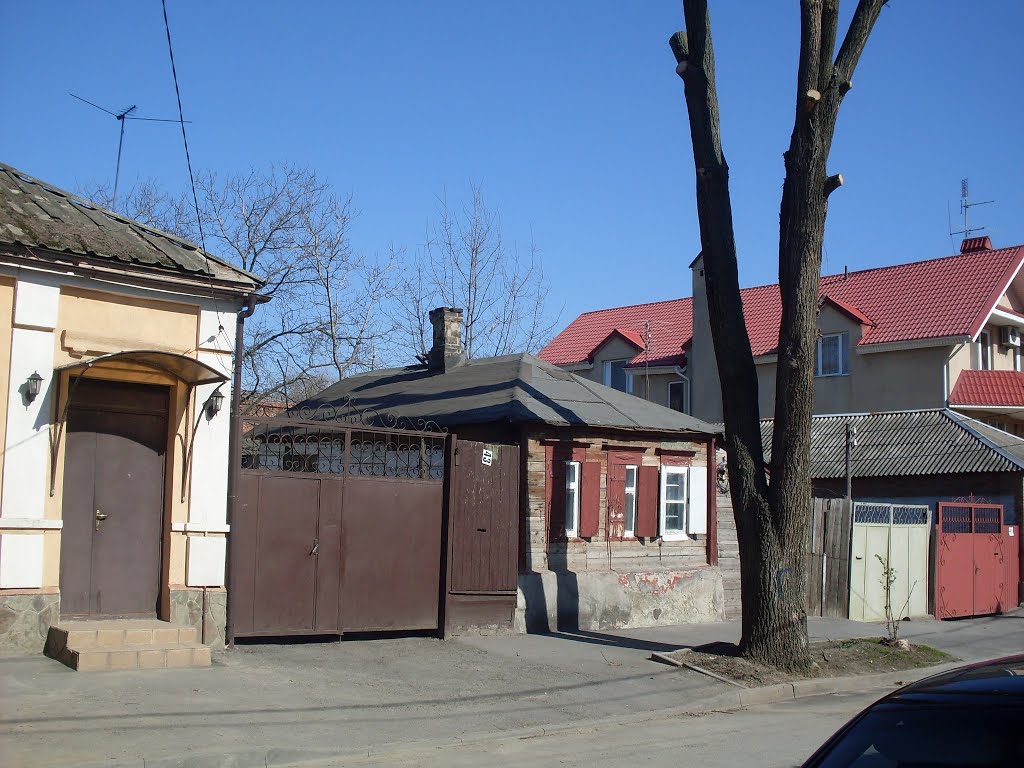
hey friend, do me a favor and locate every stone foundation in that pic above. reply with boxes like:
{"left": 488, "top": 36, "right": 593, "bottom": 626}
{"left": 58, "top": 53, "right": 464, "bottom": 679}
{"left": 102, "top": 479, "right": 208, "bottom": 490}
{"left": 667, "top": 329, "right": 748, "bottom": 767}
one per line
{"left": 170, "top": 588, "right": 227, "bottom": 649}
{"left": 515, "top": 567, "right": 723, "bottom": 633}
{"left": 0, "top": 593, "right": 60, "bottom": 655}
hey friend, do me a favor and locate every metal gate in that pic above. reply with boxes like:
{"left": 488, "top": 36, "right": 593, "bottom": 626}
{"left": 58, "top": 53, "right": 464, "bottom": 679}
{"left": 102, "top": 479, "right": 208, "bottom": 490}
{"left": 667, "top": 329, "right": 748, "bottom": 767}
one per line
{"left": 850, "top": 503, "right": 930, "bottom": 622}
{"left": 230, "top": 411, "right": 449, "bottom": 638}
{"left": 936, "top": 503, "right": 1020, "bottom": 619}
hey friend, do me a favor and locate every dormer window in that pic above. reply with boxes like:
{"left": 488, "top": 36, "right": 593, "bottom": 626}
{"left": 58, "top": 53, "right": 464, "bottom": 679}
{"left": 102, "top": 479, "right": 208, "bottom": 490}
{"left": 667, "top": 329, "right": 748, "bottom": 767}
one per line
{"left": 815, "top": 333, "right": 850, "bottom": 377}
{"left": 602, "top": 359, "right": 634, "bottom": 393}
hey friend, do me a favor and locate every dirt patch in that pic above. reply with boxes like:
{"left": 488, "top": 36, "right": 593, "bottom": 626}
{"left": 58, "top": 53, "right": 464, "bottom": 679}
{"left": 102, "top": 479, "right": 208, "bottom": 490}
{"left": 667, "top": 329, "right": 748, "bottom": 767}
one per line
{"left": 660, "top": 638, "right": 954, "bottom": 688}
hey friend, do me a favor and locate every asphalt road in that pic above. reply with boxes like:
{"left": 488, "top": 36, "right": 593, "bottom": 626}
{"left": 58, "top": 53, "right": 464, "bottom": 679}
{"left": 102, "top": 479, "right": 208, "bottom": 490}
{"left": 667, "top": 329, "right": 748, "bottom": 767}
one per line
{"left": 330, "top": 689, "right": 882, "bottom": 768}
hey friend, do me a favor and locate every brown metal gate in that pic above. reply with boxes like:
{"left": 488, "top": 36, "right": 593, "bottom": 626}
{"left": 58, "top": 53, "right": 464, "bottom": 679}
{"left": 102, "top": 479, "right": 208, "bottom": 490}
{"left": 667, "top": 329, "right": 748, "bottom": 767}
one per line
{"left": 231, "top": 416, "right": 448, "bottom": 638}
{"left": 936, "top": 502, "right": 1020, "bottom": 619}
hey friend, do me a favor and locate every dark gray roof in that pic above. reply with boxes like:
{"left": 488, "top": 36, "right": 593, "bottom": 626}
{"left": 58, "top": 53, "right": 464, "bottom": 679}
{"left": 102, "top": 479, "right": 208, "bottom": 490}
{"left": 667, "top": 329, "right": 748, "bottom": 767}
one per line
{"left": 303, "top": 353, "right": 719, "bottom": 435}
{"left": 0, "top": 163, "right": 261, "bottom": 288}
{"left": 760, "top": 409, "right": 1024, "bottom": 478}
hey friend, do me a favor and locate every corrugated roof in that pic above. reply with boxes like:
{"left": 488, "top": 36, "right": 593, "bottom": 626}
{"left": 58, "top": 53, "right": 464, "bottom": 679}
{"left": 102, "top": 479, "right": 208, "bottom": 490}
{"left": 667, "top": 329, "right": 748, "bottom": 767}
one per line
{"left": 539, "top": 242, "right": 1024, "bottom": 366}
{"left": 760, "top": 409, "right": 1024, "bottom": 479}
{"left": 0, "top": 163, "right": 261, "bottom": 288}
{"left": 302, "top": 353, "right": 719, "bottom": 435}
{"left": 948, "top": 369, "right": 1024, "bottom": 407}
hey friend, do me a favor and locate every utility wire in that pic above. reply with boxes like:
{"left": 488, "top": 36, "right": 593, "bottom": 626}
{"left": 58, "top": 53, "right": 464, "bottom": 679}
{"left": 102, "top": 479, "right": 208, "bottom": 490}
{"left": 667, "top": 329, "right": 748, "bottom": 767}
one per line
{"left": 161, "top": 0, "right": 206, "bottom": 254}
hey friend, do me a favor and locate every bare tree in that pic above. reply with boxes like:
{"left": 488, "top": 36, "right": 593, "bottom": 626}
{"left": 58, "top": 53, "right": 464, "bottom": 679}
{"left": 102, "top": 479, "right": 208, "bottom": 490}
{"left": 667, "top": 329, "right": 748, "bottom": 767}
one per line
{"left": 80, "top": 165, "right": 398, "bottom": 409}
{"left": 669, "top": 0, "right": 886, "bottom": 670}
{"left": 78, "top": 178, "right": 193, "bottom": 235}
{"left": 398, "top": 184, "right": 558, "bottom": 360}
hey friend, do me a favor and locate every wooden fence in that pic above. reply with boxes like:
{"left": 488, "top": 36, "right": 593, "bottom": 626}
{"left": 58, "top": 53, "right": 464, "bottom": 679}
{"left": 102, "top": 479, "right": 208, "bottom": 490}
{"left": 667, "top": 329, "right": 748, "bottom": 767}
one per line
{"left": 804, "top": 497, "right": 852, "bottom": 618}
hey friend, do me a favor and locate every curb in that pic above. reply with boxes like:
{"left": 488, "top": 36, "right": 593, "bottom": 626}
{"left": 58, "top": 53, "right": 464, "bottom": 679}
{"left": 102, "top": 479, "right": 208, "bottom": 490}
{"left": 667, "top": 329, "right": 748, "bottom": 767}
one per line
{"left": 87, "top": 661, "right": 960, "bottom": 768}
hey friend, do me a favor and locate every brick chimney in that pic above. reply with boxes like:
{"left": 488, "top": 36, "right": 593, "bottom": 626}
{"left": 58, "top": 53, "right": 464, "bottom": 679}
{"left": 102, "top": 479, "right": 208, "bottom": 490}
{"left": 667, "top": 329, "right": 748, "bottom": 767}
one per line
{"left": 961, "top": 236, "right": 993, "bottom": 254}
{"left": 428, "top": 307, "right": 465, "bottom": 372}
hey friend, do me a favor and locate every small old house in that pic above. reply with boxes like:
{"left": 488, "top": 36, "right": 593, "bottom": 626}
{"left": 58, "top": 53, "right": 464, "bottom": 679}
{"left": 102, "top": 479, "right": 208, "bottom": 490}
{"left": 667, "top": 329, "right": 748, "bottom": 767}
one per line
{"left": 302, "top": 308, "right": 726, "bottom": 633}
{"left": 0, "top": 164, "right": 265, "bottom": 664}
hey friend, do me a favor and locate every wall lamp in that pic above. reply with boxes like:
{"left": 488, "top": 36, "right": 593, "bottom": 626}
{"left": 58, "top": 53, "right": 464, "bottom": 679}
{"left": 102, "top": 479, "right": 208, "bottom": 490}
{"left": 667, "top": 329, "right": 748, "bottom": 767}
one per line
{"left": 25, "top": 371, "right": 43, "bottom": 403}
{"left": 205, "top": 388, "right": 225, "bottom": 417}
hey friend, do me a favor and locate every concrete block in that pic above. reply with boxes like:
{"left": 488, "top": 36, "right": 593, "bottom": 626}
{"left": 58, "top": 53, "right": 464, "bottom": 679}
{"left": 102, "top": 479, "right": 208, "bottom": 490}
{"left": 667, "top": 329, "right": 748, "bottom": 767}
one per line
{"left": 738, "top": 683, "right": 795, "bottom": 707}
{"left": 138, "top": 649, "right": 166, "bottom": 669}
{"left": 96, "top": 629, "right": 125, "bottom": 647}
{"left": 153, "top": 627, "right": 180, "bottom": 645}
{"left": 107, "top": 650, "right": 139, "bottom": 671}
{"left": 73, "top": 651, "right": 108, "bottom": 672}
{"left": 165, "top": 648, "right": 194, "bottom": 668}
{"left": 124, "top": 629, "right": 153, "bottom": 645}
{"left": 179, "top": 626, "right": 199, "bottom": 644}
{"left": 192, "top": 646, "right": 212, "bottom": 666}
{"left": 793, "top": 677, "right": 847, "bottom": 697}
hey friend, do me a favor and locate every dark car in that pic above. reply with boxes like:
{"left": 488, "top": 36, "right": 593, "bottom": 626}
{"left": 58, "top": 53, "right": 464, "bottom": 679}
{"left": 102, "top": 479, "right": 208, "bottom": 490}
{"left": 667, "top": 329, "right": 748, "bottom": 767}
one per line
{"left": 801, "top": 655, "right": 1024, "bottom": 767}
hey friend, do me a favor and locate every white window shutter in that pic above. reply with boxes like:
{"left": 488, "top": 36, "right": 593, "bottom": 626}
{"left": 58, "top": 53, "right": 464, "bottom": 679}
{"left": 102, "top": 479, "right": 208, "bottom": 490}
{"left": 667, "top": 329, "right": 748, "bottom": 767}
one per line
{"left": 687, "top": 466, "right": 708, "bottom": 534}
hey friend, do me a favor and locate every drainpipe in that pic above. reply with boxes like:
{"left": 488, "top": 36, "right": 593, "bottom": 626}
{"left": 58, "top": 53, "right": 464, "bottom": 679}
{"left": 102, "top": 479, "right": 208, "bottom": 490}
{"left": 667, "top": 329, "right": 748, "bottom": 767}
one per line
{"left": 224, "top": 294, "right": 259, "bottom": 647}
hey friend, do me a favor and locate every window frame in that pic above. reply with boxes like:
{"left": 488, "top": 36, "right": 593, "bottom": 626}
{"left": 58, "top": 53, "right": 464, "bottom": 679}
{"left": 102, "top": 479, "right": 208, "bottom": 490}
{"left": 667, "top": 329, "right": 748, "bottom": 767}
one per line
{"left": 602, "top": 359, "right": 634, "bottom": 394}
{"left": 622, "top": 464, "right": 638, "bottom": 538}
{"left": 667, "top": 377, "right": 690, "bottom": 414}
{"left": 564, "top": 460, "right": 581, "bottom": 538}
{"left": 815, "top": 332, "right": 849, "bottom": 378}
{"left": 659, "top": 466, "right": 689, "bottom": 540}
{"left": 979, "top": 329, "right": 992, "bottom": 370}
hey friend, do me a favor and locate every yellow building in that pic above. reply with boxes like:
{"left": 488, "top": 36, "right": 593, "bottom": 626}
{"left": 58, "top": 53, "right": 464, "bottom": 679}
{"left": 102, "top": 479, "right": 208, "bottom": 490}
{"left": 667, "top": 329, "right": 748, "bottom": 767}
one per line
{"left": 0, "top": 163, "right": 264, "bottom": 656}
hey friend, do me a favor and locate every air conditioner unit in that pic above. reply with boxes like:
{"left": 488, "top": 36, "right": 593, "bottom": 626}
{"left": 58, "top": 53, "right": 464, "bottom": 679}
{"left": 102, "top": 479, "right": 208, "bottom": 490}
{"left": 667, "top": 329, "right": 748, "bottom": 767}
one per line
{"left": 999, "top": 326, "right": 1021, "bottom": 347}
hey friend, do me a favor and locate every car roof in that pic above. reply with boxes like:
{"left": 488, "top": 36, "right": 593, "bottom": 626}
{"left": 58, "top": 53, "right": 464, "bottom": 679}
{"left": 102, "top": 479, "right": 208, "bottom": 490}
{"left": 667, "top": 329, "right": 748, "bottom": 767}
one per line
{"left": 886, "top": 654, "right": 1024, "bottom": 704}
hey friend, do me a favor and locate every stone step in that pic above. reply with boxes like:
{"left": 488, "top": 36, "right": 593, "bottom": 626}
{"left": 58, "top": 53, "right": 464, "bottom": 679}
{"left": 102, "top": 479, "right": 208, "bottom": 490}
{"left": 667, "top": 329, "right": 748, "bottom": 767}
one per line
{"left": 44, "top": 619, "right": 211, "bottom": 672}
{"left": 48, "top": 620, "right": 198, "bottom": 651}
{"left": 68, "top": 642, "right": 212, "bottom": 672}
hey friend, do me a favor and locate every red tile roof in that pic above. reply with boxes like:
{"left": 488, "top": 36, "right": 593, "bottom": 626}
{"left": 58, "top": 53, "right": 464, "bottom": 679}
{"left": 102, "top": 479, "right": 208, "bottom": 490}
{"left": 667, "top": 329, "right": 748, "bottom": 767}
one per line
{"left": 949, "top": 370, "right": 1024, "bottom": 407}
{"left": 539, "top": 297, "right": 692, "bottom": 368}
{"left": 539, "top": 243, "right": 1024, "bottom": 366}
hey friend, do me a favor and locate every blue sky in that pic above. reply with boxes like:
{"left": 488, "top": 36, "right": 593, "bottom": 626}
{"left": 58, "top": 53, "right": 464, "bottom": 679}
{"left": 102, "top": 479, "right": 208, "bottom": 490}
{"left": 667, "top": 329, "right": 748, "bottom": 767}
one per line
{"left": 2, "top": 2, "right": 1022, "bottom": 328}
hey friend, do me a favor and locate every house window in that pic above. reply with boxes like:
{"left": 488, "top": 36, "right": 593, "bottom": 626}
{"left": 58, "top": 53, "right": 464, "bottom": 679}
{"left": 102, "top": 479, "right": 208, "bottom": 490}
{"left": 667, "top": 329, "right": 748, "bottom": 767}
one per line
{"left": 564, "top": 460, "right": 580, "bottom": 537}
{"left": 979, "top": 330, "right": 992, "bottom": 370}
{"left": 623, "top": 465, "right": 638, "bottom": 537}
{"left": 659, "top": 466, "right": 688, "bottom": 539}
{"left": 668, "top": 378, "right": 690, "bottom": 414}
{"left": 815, "top": 333, "right": 849, "bottom": 377}
{"left": 602, "top": 359, "right": 633, "bottom": 393}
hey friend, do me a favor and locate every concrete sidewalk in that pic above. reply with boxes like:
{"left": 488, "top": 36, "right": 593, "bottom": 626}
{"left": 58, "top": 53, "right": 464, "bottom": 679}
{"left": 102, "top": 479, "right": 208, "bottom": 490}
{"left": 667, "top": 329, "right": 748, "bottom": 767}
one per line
{"left": 1, "top": 611, "right": 1020, "bottom": 768}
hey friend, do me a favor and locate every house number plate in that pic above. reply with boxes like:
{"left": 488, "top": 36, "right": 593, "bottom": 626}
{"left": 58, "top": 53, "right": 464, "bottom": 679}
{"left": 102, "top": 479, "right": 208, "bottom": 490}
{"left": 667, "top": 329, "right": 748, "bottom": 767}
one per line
{"left": 481, "top": 449, "right": 493, "bottom": 466}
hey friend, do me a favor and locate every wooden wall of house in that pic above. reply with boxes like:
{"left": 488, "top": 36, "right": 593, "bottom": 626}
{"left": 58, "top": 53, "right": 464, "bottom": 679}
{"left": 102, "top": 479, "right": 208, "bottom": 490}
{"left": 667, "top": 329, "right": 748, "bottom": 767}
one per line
{"left": 715, "top": 477, "right": 741, "bottom": 619}
{"left": 521, "top": 427, "right": 715, "bottom": 574}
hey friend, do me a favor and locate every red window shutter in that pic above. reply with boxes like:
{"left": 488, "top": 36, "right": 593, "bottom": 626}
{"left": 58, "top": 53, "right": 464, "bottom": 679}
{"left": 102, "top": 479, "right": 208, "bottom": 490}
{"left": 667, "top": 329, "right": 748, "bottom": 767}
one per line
{"left": 548, "top": 457, "right": 567, "bottom": 541}
{"left": 606, "top": 462, "right": 626, "bottom": 538}
{"left": 636, "top": 465, "right": 660, "bottom": 538}
{"left": 579, "top": 461, "right": 601, "bottom": 538}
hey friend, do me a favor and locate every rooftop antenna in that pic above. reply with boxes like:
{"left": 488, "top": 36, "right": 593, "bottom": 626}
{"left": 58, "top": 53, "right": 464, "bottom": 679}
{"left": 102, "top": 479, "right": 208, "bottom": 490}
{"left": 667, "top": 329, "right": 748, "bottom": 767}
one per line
{"left": 948, "top": 178, "right": 994, "bottom": 247}
{"left": 70, "top": 92, "right": 191, "bottom": 207}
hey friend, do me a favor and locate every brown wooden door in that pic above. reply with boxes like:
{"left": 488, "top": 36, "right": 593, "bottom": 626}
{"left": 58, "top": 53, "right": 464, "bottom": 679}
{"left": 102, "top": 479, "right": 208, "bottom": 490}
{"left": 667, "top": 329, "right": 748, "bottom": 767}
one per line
{"left": 60, "top": 379, "right": 168, "bottom": 617}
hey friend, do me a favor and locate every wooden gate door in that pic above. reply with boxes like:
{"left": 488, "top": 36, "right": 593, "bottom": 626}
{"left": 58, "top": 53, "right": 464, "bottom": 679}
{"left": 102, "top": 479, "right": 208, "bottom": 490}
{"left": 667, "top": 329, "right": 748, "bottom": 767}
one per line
{"left": 936, "top": 503, "right": 1017, "bottom": 619}
{"left": 449, "top": 440, "right": 519, "bottom": 595}
{"left": 60, "top": 379, "right": 168, "bottom": 617}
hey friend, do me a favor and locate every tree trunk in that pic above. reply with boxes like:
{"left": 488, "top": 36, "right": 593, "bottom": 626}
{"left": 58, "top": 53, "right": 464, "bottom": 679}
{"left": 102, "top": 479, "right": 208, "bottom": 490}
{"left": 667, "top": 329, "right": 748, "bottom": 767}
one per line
{"left": 671, "top": 0, "right": 885, "bottom": 671}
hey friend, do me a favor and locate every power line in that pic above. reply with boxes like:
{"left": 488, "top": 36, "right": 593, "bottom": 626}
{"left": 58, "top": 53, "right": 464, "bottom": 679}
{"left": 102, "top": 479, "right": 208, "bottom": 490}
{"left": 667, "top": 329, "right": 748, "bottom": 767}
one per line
{"left": 161, "top": 0, "right": 206, "bottom": 254}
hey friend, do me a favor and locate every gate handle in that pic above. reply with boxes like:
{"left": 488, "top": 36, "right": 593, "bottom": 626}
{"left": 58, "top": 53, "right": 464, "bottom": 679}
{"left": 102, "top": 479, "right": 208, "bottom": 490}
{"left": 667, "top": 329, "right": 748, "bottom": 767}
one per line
{"left": 309, "top": 540, "right": 318, "bottom": 556}
{"left": 855, "top": 556, "right": 863, "bottom": 560}
{"left": 95, "top": 509, "right": 108, "bottom": 531}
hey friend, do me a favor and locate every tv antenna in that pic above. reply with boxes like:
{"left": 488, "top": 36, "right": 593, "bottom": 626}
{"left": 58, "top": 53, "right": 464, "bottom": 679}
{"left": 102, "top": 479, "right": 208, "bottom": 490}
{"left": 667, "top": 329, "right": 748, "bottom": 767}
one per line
{"left": 948, "top": 178, "right": 994, "bottom": 247}
{"left": 70, "top": 92, "right": 190, "bottom": 207}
